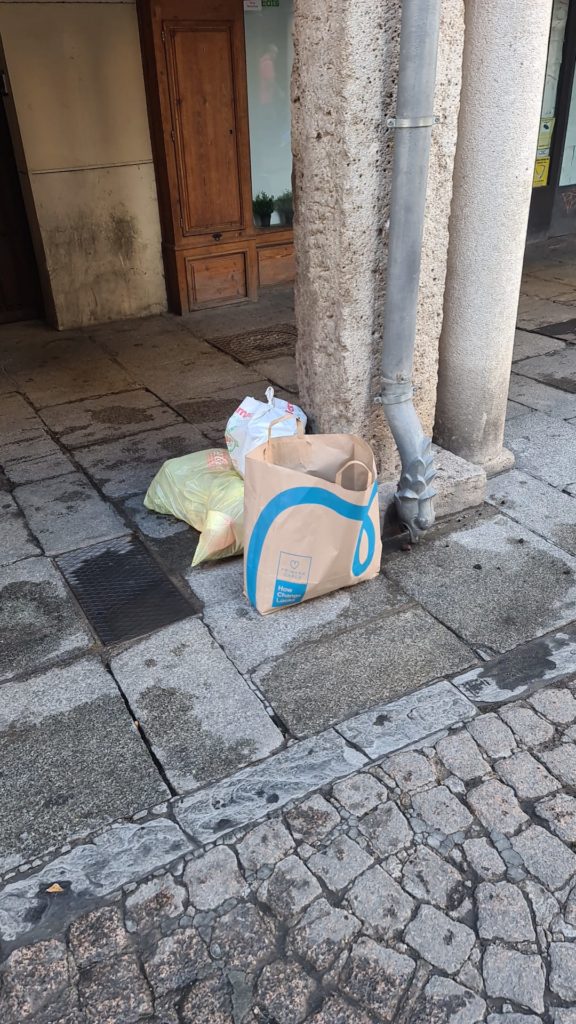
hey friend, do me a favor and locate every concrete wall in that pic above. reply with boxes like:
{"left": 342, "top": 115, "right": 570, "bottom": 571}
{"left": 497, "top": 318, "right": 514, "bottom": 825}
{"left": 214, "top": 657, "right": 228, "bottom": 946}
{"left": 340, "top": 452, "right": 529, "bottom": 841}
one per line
{"left": 292, "top": 0, "right": 464, "bottom": 474}
{"left": 0, "top": 1, "right": 167, "bottom": 328}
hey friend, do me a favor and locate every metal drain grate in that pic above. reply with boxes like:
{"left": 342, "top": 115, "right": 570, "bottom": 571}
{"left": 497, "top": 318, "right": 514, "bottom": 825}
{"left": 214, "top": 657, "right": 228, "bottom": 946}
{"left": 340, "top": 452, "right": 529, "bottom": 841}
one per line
{"left": 57, "top": 535, "right": 198, "bottom": 646}
{"left": 210, "top": 324, "right": 297, "bottom": 364}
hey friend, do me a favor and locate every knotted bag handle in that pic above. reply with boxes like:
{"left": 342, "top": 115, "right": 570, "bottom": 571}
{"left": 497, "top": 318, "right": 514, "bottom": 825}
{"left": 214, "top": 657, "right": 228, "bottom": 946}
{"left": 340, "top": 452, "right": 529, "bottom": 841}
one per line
{"left": 335, "top": 459, "right": 374, "bottom": 488}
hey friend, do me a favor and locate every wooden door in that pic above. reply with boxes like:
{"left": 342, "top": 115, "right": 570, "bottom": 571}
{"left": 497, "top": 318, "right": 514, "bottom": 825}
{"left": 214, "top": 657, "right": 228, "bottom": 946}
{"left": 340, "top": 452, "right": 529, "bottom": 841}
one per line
{"left": 138, "top": 0, "right": 294, "bottom": 312}
{"left": 0, "top": 90, "right": 41, "bottom": 323}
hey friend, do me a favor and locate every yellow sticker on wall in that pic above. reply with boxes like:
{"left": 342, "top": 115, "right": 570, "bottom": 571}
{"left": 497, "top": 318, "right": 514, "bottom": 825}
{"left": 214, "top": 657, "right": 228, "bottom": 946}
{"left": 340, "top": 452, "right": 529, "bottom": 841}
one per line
{"left": 533, "top": 157, "right": 550, "bottom": 188}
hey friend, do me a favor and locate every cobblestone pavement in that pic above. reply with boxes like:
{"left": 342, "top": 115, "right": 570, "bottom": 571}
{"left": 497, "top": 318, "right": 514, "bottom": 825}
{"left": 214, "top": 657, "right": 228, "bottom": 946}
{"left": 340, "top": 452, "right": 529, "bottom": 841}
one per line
{"left": 3, "top": 681, "right": 576, "bottom": 1023}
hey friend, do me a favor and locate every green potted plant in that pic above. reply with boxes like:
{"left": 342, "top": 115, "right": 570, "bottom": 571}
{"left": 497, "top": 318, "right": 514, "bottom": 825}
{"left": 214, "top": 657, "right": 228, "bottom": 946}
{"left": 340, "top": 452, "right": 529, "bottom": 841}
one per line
{"left": 275, "top": 189, "right": 294, "bottom": 227}
{"left": 252, "top": 191, "right": 275, "bottom": 228}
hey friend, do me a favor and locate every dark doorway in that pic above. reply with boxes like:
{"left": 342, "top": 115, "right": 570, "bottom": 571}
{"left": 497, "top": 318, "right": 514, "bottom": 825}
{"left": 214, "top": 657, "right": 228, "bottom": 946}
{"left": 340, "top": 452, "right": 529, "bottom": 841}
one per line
{"left": 0, "top": 80, "right": 41, "bottom": 323}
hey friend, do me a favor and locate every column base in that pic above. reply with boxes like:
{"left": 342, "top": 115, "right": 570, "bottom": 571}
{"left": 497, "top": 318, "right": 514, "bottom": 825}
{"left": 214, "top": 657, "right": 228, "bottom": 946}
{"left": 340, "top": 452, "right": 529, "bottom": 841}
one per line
{"left": 480, "top": 447, "right": 515, "bottom": 478}
{"left": 379, "top": 444, "right": 487, "bottom": 532}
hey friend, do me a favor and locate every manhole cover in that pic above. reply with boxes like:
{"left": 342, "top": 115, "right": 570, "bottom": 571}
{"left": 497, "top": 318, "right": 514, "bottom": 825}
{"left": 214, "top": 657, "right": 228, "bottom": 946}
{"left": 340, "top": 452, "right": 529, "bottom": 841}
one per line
{"left": 57, "top": 536, "right": 198, "bottom": 646}
{"left": 210, "top": 324, "right": 297, "bottom": 364}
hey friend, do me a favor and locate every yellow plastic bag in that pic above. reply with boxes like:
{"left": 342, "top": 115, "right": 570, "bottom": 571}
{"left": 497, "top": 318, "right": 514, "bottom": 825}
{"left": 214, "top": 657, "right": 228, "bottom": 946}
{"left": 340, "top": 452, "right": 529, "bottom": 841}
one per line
{"left": 144, "top": 449, "right": 244, "bottom": 567}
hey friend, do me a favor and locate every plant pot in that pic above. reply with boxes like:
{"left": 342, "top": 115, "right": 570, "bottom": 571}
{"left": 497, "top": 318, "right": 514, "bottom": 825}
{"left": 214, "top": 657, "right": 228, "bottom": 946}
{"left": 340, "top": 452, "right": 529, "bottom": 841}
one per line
{"left": 259, "top": 212, "right": 272, "bottom": 227}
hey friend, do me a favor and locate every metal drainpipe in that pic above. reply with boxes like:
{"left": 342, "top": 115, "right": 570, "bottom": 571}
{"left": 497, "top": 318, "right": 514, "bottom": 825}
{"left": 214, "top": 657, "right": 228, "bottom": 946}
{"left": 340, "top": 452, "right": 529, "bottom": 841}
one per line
{"left": 379, "top": 0, "right": 442, "bottom": 541}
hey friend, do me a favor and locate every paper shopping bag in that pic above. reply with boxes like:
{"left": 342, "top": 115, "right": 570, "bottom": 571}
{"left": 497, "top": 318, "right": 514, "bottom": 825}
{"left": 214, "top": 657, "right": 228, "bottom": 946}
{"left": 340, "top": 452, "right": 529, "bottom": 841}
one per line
{"left": 244, "top": 431, "right": 381, "bottom": 614}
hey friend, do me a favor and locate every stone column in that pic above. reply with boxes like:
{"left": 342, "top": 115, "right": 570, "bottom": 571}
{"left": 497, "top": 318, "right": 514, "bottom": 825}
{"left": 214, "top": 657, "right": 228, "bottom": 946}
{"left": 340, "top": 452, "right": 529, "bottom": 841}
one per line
{"left": 434, "top": 0, "right": 553, "bottom": 472}
{"left": 292, "top": 0, "right": 464, "bottom": 475}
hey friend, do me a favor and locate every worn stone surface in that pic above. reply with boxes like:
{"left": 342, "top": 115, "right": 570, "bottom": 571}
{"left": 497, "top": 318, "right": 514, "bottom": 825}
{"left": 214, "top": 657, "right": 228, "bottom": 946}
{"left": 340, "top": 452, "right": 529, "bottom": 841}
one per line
{"left": 143, "top": 927, "right": 210, "bottom": 997}
{"left": 252, "top": 606, "right": 474, "bottom": 736}
{"left": 339, "top": 679, "right": 476, "bottom": 762}
{"left": 339, "top": 936, "right": 416, "bottom": 1020}
{"left": 495, "top": 751, "right": 561, "bottom": 800}
{"left": 476, "top": 881, "right": 535, "bottom": 943}
{"left": 467, "top": 779, "right": 528, "bottom": 835}
{"left": 332, "top": 772, "right": 387, "bottom": 817}
{"left": 467, "top": 714, "right": 517, "bottom": 759}
{"left": 513, "top": 328, "right": 566, "bottom": 362}
{"left": 188, "top": 565, "right": 409, "bottom": 675}
{"left": 210, "top": 903, "right": 276, "bottom": 972}
{"left": 111, "top": 619, "right": 282, "bottom": 792}
{"left": 307, "top": 835, "right": 372, "bottom": 893}
{"left": 285, "top": 794, "right": 340, "bottom": 844}
{"left": 486, "top": 469, "right": 576, "bottom": 556}
{"left": 384, "top": 750, "right": 438, "bottom": 792}
{"left": 68, "top": 904, "right": 130, "bottom": 968}
{"left": 436, "top": 731, "right": 490, "bottom": 781}
{"left": 511, "top": 825, "right": 576, "bottom": 890}
{"left": 124, "top": 874, "right": 186, "bottom": 936}
{"left": 402, "top": 846, "right": 466, "bottom": 909}
{"left": 0, "top": 819, "right": 190, "bottom": 942}
{"left": 173, "top": 730, "right": 366, "bottom": 846}
{"left": 0, "top": 492, "right": 40, "bottom": 566}
{"left": 482, "top": 946, "right": 545, "bottom": 1013}
{"left": 505, "top": 411, "right": 576, "bottom": 488}
{"left": 508, "top": 372, "right": 576, "bottom": 418}
{"left": 535, "top": 793, "right": 576, "bottom": 843}
{"left": 540, "top": 744, "right": 576, "bottom": 788}
{"left": 78, "top": 952, "right": 153, "bottom": 1022}
{"left": 40, "top": 388, "right": 180, "bottom": 448}
{"left": 0, "top": 939, "right": 77, "bottom": 1024}
{"left": 549, "top": 942, "right": 576, "bottom": 1002}
{"left": 404, "top": 905, "right": 475, "bottom": 974}
{"left": 345, "top": 864, "right": 414, "bottom": 940}
{"left": 14, "top": 471, "right": 128, "bottom": 555}
{"left": 411, "top": 786, "right": 473, "bottom": 836}
{"left": 0, "top": 555, "right": 92, "bottom": 682}
{"left": 180, "top": 972, "right": 234, "bottom": 1024}
{"left": 512, "top": 345, "right": 576, "bottom": 393}
{"left": 529, "top": 686, "right": 576, "bottom": 724}
{"left": 257, "top": 855, "right": 321, "bottom": 920}
{"left": 385, "top": 513, "right": 576, "bottom": 652}
{"left": 413, "top": 976, "right": 486, "bottom": 1024}
{"left": 500, "top": 705, "right": 556, "bottom": 746}
{"left": 463, "top": 839, "right": 506, "bottom": 881}
{"left": 0, "top": 658, "right": 167, "bottom": 872}
{"left": 236, "top": 819, "right": 294, "bottom": 874}
{"left": 256, "top": 959, "right": 316, "bottom": 1024}
{"left": 74, "top": 423, "right": 207, "bottom": 497}
{"left": 359, "top": 801, "right": 413, "bottom": 856}
{"left": 185, "top": 846, "right": 247, "bottom": 910}
{"left": 289, "top": 898, "right": 361, "bottom": 972}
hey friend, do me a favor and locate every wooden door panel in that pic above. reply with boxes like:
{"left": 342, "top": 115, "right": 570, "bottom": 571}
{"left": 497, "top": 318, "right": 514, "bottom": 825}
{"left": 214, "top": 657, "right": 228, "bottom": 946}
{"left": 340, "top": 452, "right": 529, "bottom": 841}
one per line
{"left": 166, "top": 21, "right": 243, "bottom": 235}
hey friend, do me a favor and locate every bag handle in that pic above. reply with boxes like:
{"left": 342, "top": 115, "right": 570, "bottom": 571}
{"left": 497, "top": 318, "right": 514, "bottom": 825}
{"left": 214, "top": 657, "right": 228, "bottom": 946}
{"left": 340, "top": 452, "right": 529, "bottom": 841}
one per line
{"left": 266, "top": 413, "right": 305, "bottom": 442}
{"left": 335, "top": 459, "right": 374, "bottom": 488}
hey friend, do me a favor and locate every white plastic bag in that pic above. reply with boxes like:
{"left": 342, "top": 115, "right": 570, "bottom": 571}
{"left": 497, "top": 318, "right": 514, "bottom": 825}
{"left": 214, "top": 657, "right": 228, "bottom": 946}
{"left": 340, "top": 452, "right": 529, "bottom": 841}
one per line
{"left": 225, "top": 387, "right": 307, "bottom": 477}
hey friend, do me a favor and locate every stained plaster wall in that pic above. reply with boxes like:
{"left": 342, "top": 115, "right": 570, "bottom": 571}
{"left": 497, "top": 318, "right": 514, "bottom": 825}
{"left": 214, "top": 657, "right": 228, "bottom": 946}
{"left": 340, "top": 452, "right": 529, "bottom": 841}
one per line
{"left": 292, "top": 0, "right": 464, "bottom": 474}
{"left": 0, "top": 0, "right": 167, "bottom": 329}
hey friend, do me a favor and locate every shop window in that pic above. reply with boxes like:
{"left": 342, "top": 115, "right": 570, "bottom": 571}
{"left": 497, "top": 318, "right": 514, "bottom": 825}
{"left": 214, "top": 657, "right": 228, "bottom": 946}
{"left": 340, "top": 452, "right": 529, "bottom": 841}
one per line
{"left": 244, "top": 0, "right": 293, "bottom": 228}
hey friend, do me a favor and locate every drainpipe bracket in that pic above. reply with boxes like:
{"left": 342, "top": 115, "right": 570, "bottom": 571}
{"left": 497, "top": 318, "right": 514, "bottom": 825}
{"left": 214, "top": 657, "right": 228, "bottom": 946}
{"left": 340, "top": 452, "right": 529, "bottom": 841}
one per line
{"left": 378, "top": 378, "right": 414, "bottom": 406}
{"left": 386, "top": 115, "right": 440, "bottom": 129}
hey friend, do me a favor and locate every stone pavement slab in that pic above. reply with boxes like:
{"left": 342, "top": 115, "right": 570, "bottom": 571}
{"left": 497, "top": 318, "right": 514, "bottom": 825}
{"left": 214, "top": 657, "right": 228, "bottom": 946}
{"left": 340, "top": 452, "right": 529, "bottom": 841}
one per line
{"left": 2, "top": 445, "right": 76, "bottom": 485}
{"left": 115, "top": 492, "right": 199, "bottom": 574}
{"left": 508, "top": 372, "right": 576, "bottom": 418}
{"left": 136, "top": 349, "right": 263, "bottom": 403}
{"left": 0, "top": 658, "right": 168, "bottom": 873}
{"left": 337, "top": 679, "right": 476, "bottom": 761}
{"left": 0, "top": 556, "right": 92, "bottom": 682}
{"left": 486, "top": 469, "right": 576, "bottom": 554}
{"left": 91, "top": 314, "right": 214, "bottom": 371}
{"left": 452, "top": 624, "right": 576, "bottom": 705}
{"left": 12, "top": 336, "right": 136, "bottom": 407}
{"left": 252, "top": 605, "right": 474, "bottom": 736}
{"left": 187, "top": 560, "right": 410, "bottom": 674}
{"left": 0, "top": 393, "right": 45, "bottom": 449}
{"left": 111, "top": 619, "right": 283, "bottom": 792}
{"left": 385, "top": 512, "right": 576, "bottom": 652}
{"left": 174, "top": 730, "right": 366, "bottom": 844}
{"left": 39, "top": 389, "right": 181, "bottom": 448}
{"left": 14, "top": 471, "right": 129, "bottom": 555}
{"left": 516, "top": 294, "right": 576, "bottom": 330}
{"left": 513, "top": 345, "right": 576, "bottom": 393}
{"left": 73, "top": 423, "right": 208, "bottom": 497}
{"left": 0, "top": 819, "right": 189, "bottom": 943}
{"left": 506, "top": 410, "right": 576, "bottom": 487}
{"left": 0, "top": 493, "right": 40, "bottom": 565}
{"left": 513, "top": 329, "right": 565, "bottom": 362}
{"left": 252, "top": 354, "right": 298, "bottom": 391}
{"left": 507, "top": 400, "right": 529, "bottom": 420}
